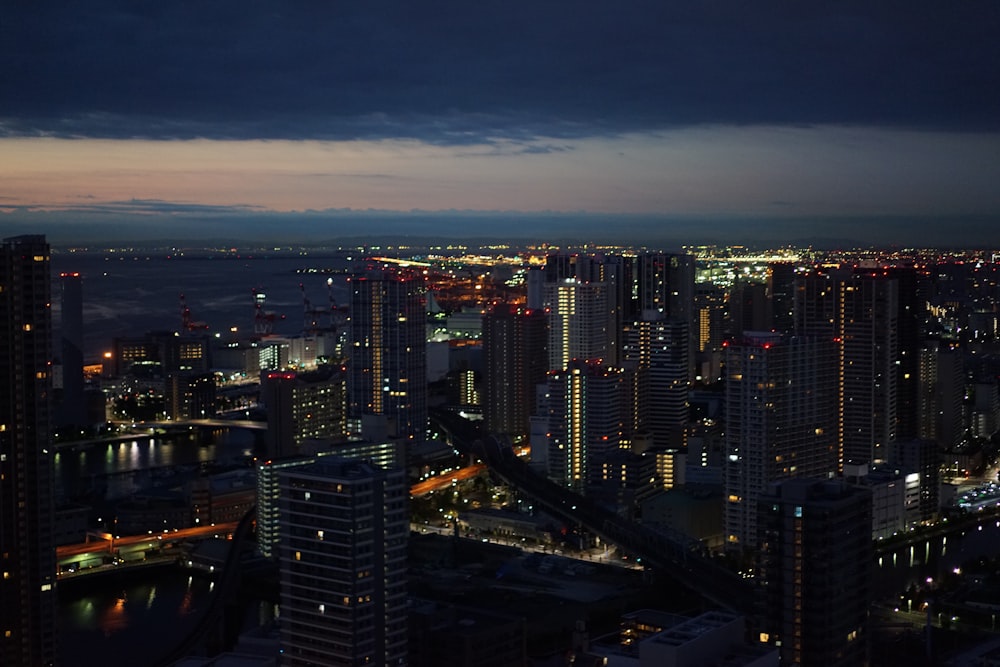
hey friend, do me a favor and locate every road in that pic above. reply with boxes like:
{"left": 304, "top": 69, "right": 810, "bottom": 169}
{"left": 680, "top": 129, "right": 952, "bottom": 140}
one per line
{"left": 57, "top": 521, "right": 240, "bottom": 559}
{"left": 409, "top": 463, "right": 485, "bottom": 496}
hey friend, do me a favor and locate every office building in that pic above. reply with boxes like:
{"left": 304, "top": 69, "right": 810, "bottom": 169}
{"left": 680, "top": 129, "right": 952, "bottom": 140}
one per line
{"left": 278, "top": 457, "right": 408, "bottom": 666}
{"left": 0, "top": 235, "right": 57, "bottom": 666}
{"left": 759, "top": 479, "right": 872, "bottom": 667}
{"left": 482, "top": 304, "right": 547, "bottom": 440}
{"left": 112, "top": 330, "right": 210, "bottom": 376}
{"left": 348, "top": 270, "right": 427, "bottom": 442}
{"left": 724, "top": 333, "right": 838, "bottom": 550}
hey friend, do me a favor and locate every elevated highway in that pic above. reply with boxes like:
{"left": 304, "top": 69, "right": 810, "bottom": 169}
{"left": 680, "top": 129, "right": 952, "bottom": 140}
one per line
{"left": 465, "top": 431, "right": 757, "bottom": 614}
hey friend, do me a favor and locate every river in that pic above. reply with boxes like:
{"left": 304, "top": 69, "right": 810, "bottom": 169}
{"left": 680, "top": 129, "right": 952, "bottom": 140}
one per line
{"left": 58, "top": 568, "right": 215, "bottom": 667}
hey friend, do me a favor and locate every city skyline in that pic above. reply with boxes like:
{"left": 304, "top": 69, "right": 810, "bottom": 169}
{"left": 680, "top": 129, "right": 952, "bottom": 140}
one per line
{"left": 3, "top": 2, "right": 1000, "bottom": 246}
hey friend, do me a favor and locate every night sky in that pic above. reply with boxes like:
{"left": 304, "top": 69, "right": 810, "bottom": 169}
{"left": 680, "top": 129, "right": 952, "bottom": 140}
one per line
{"left": 2, "top": 1, "right": 999, "bottom": 245}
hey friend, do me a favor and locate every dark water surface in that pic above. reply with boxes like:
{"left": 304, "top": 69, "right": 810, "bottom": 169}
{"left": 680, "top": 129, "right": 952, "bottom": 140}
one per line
{"left": 57, "top": 568, "right": 214, "bottom": 667}
{"left": 50, "top": 250, "right": 353, "bottom": 362}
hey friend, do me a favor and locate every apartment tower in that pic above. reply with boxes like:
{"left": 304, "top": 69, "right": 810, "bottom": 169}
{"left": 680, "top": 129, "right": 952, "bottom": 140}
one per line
{"left": 348, "top": 269, "right": 427, "bottom": 442}
{"left": 0, "top": 235, "right": 57, "bottom": 666}
{"left": 278, "top": 457, "right": 408, "bottom": 666}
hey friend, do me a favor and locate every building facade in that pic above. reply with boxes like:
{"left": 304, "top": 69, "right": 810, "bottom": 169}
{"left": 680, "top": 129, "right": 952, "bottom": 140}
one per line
{"left": 759, "top": 479, "right": 872, "bottom": 667}
{"left": 545, "top": 361, "right": 624, "bottom": 491}
{"left": 348, "top": 270, "right": 427, "bottom": 442}
{"left": 263, "top": 368, "right": 347, "bottom": 458}
{"left": 482, "top": 304, "right": 547, "bottom": 440}
{"left": 724, "top": 333, "right": 838, "bottom": 550}
{"left": 278, "top": 457, "right": 408, "bottom": 666}
{"left": 546, "top": 279, "right": 609, "bottom": 371}
{"left": 0, "top": 235, "right": 57, "bottom": 666}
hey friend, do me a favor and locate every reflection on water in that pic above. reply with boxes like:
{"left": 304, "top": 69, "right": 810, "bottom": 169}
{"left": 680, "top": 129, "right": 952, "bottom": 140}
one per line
{"left": 58, "top": 570, "right": 212, "bottom": 667}
{"left": 55, "top": 428, "right": 257, "bottom": 500}
{"left": 100, "top": 595, "right": 129, "bottom": 637}
{"left": 876, "top": 517, "right": 1000, "bottom": 597}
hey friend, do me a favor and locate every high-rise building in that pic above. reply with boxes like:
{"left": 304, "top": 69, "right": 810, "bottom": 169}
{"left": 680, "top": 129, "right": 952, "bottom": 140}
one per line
{"left": 545, "top": 361, "right": 623, "bottom": 491}
{"left": 1, "top": 235, "right": 57, "bottom": 666}
{"left": 263, "top": 367, "right": 347, "bottom": 458}
{"left": 631, "top": 252, "right": 696, "bottom": 378}
{"left": 724, "top": 333, "right": 838, "bottom": 550}
{"left": 729, "top": 281, "right": 771, "bottom": 335}
{"left": 482, "top": 304, "right": 547, "bottom": 440}
{"left": 256, "top": 440, "right": 401, "bottom": 560}
{"left": 574, "top": 254, "right": 627, "bottom": 365}
{"left": 917, "top": 342, "right": 964, "bottom": 449}
{"left": 693, "top": 283, "right": 726, "bottom": 383}
{"left": 348, "top": 270, "right": 427, "bottom": 442}
{"left": 56, "top": 271, "right": 86, "bottom": 427}
{"left": 759, "top": 478, "right": 872, "bottom": 667}
{"left": 622, "top": 316, "right": 689, "bottom": 448}
{"left": 885, "top": 266, "right": 927, "bottom": 441}
{"left": 278, "top": 457, "right": 408, "bottom": 666}
{"left": 795, "top": 271, "right": 900, "bottom": 467}
{"left": 793, "top": 271, "right": 838, "bottom": 338}
{"left": 838, "top": 275, "right": 898, "bottom": 466}
{"left": 631, "top": 252, "right": 695, "bottom": 323}
{"left": 546, "top": 279, "right": 608, "bottom": 371}
{"left": 768, "top": 262, "right": 797, "bottom": 334}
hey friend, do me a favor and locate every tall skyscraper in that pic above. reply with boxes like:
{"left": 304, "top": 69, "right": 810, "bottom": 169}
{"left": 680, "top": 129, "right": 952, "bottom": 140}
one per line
{"left": 768, "top": 262, "right": 797, "bottom": 334}
{"left": 278, "top": 457, "right": 408, "bottom": 666}
{"left": 1, "top": 235, "right": 57, "bottom": 666}
{"left": 885, "top": 266, "right": 926, "bottom": 441}
{"left": 917, "top": 342, "right": 964, "bottom": 449}
{"left": 546, "top": 279, "right": 608, "bottom": 371}
{"left": 574, "top": 254, "right": 627, "bottom": 365}
{"left": 631, "top": 252, "right": 696, "bottom": 379}
{"left": 759, "top": 478, "right": 872, "bottom": 667}
{"left": 838, "top": 275, "right": 898, "bottom": 466}
{"left": 793, "top": 271, "right": 838, "bottom": 338}
{"left": 348, "top": 270, "right": 427, "bottom": 442}
{"left": 724, "top": 333, "right": 838, "bottom": 550}
{"left": 622, "top": 316, "right": 689, "bottom": 448}
{"left": 56, "top": 271, "right": 86, "bottom": 427}
{"left": 482, "top": 304, "right": 547, "bottom": 440}
{"left": 545, "top": 360, "right": 623, "bottom": 491}
{"left": 795, "top": 271, "right": 900, "bottom": 467}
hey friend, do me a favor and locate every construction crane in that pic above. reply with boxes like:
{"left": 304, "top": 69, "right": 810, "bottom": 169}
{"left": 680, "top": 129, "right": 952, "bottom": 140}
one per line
{"left": 300, "top": 283, "right": 327, "bottom": 335}
{"left": 252, "top": 288, "right": 285, "bottom": 336}
{"left": 179, "top": 293, "right": 209, "bottom": 332}
{"left": 326, "top": 277, "right": 349, "bottom": 328}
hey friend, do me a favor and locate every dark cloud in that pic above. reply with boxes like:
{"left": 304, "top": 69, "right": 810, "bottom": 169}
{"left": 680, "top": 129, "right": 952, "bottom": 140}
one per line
{"left": 2, "top": 1, "right": 998, "bottom": 141}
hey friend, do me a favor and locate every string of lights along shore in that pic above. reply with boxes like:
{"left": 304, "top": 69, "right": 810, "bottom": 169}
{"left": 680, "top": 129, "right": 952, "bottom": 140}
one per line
{"left": 6, "top": 237, "right": 1000, "bottom": 667}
